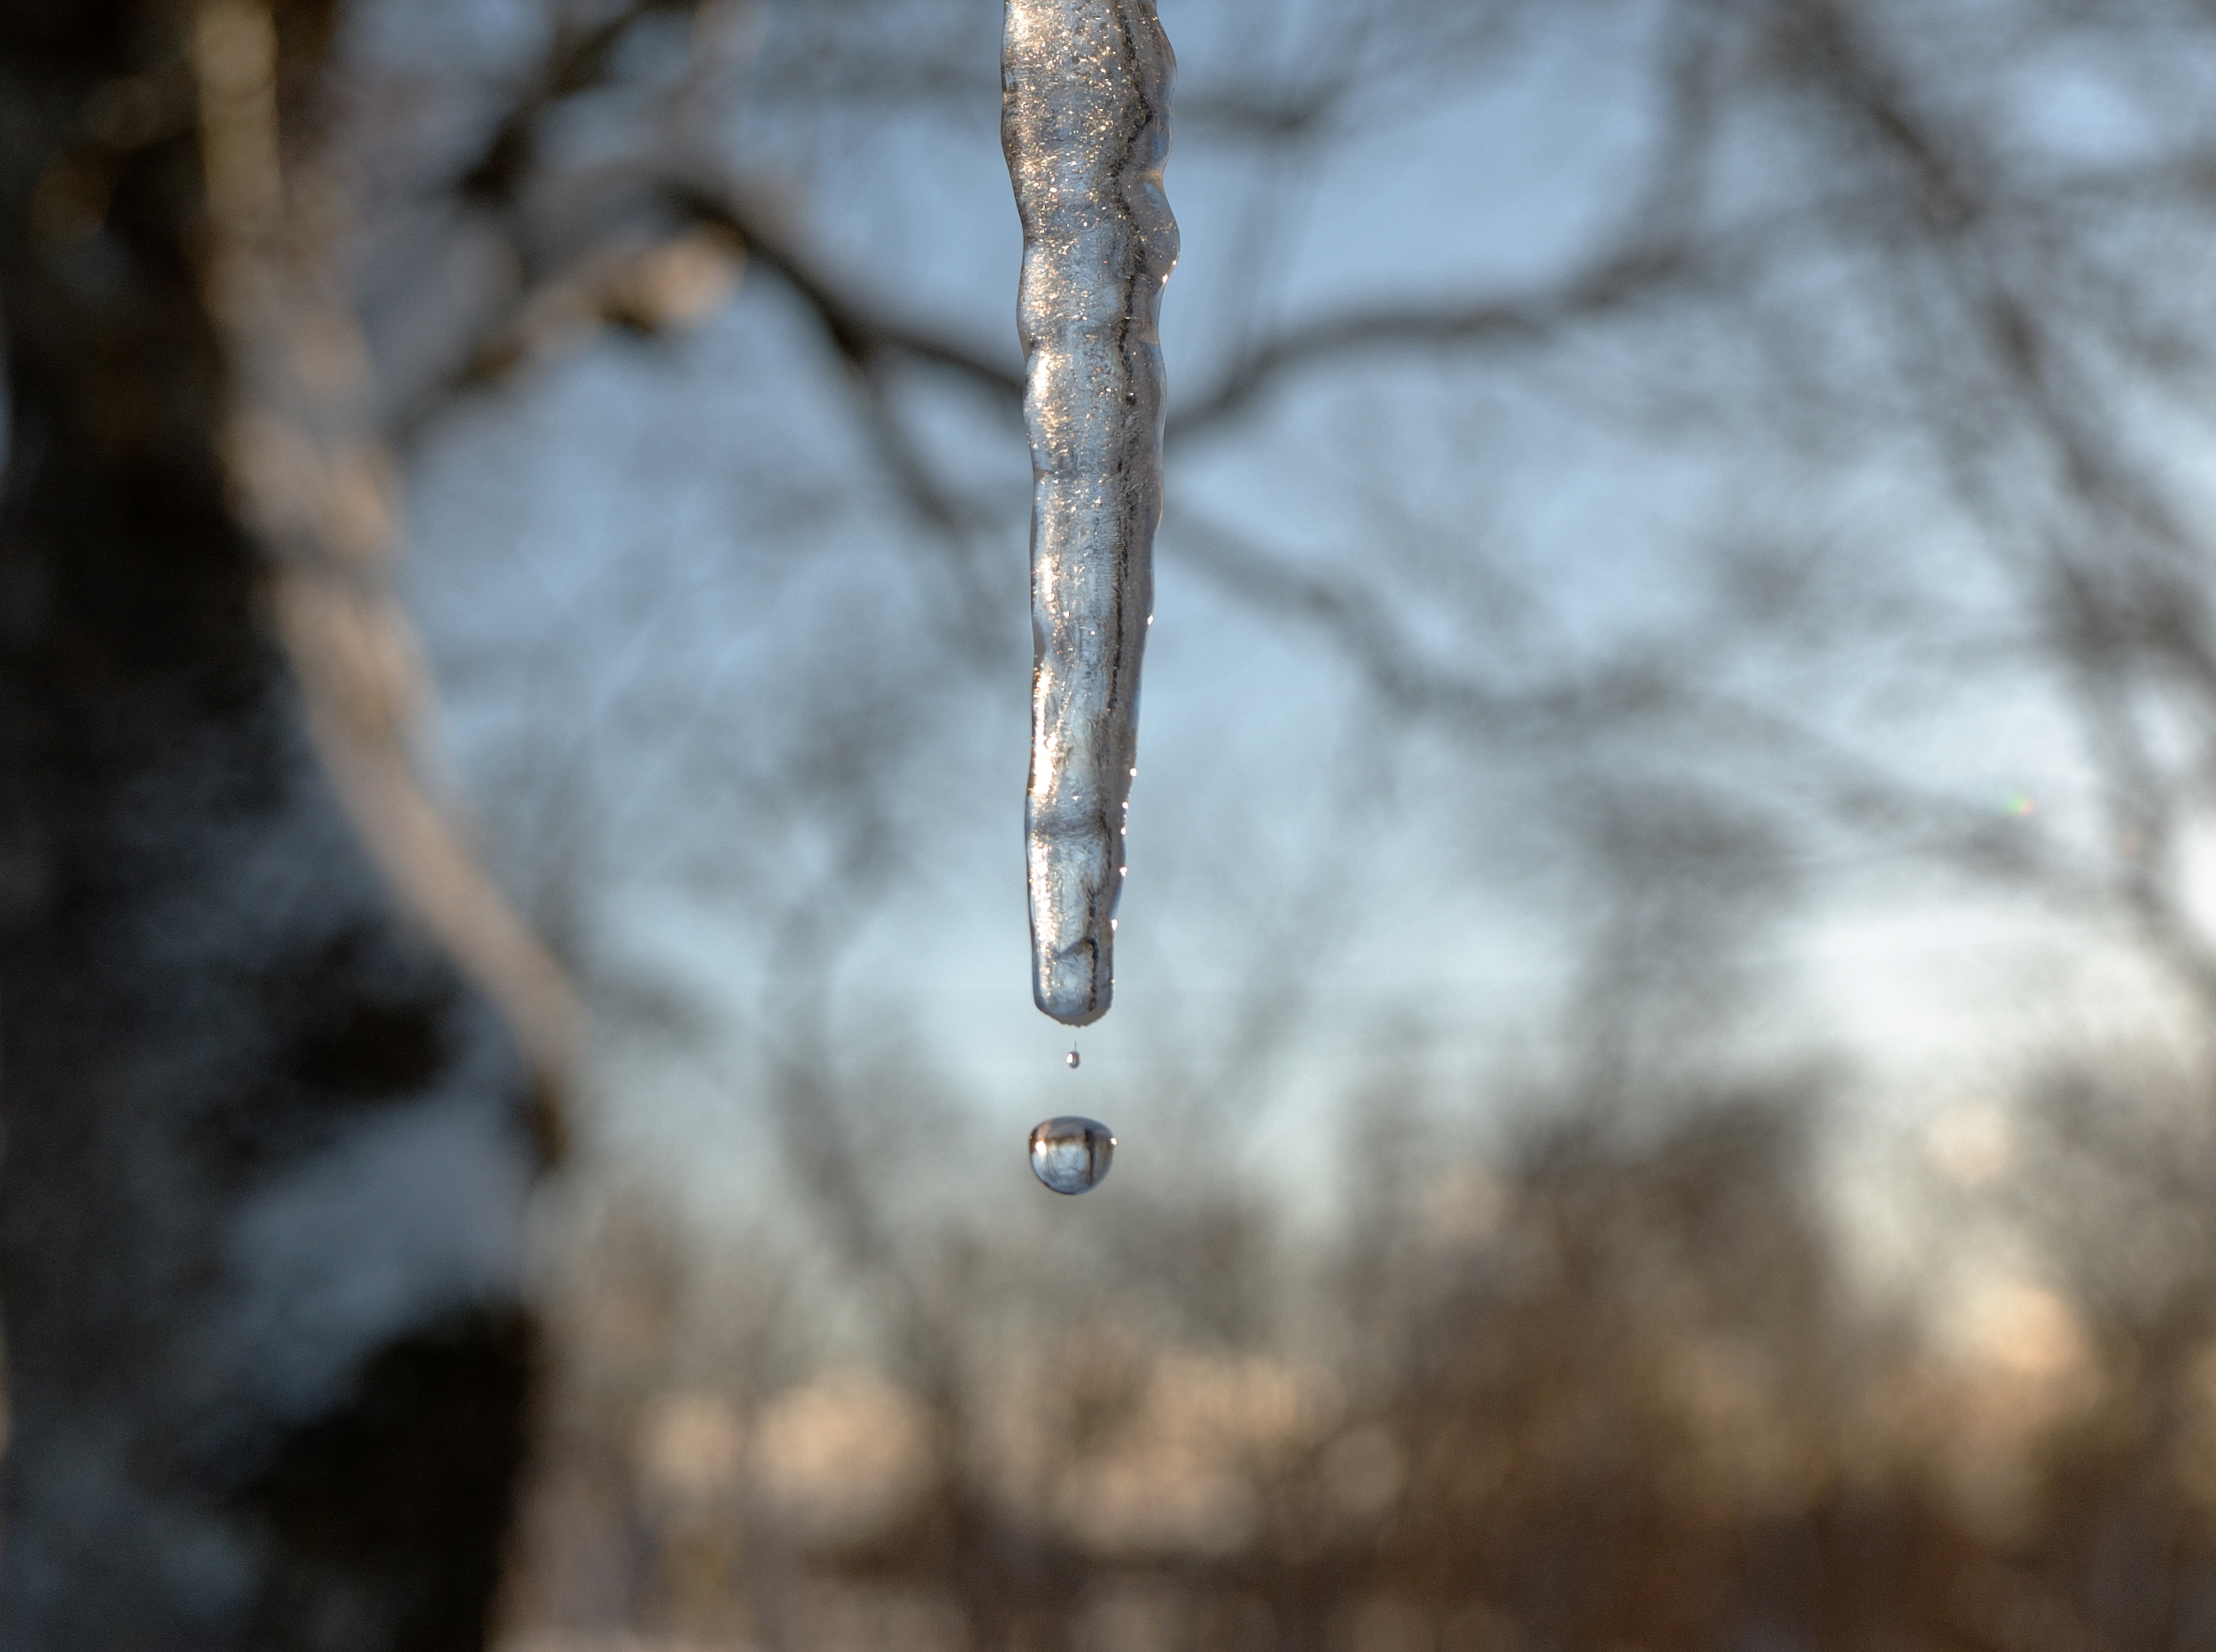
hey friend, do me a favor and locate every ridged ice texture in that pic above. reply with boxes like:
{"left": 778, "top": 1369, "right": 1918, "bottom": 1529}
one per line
{"left": 1005, "top": 0, "right": 1178, "bottom": 1026}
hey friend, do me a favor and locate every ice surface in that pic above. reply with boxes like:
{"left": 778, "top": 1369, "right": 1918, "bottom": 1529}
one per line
{"left": 1004, "top": 0, "right": 1178, "bottom": 1025}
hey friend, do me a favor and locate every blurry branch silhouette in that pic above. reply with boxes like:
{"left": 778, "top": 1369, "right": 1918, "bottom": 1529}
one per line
{"left": 380, "top": 2, "right": 1744, "bottom": 467}
{"left": 1162, "top": 243, "right": 1703, "bottom": 447}
{"left": 668, "top": 184, "right": 1021, "bottom": 396}
{"left": 390, "top": 173, "right": 1026, "bottom": 450}
{"left": 529, "top": 1049, "right": 2216, "bottom": 1652}
{"left": 451, "top": 0, "right": 702, "bottom": 211}
{"left": 1149, "top": 0, "right": 1732, "bottom": 443}
{"left": 364, "top": 1, "right": 2216, "bottom": 1017}
{"left": 1172, "top": 470, "right": 2216, "bottom": 1038}
{"left": 667, "top": 180, "right": 1022, "bottom": 650}
{"left": 385, "top": 217, "right": 750, "bottom": 450}
{"left": 1167, "top": 5, "right": 1735, "bottom": 448}
{"left": 1739, "top": 0, "right": 2216, "bottom": 1023}
{"left": 386, "top": 5, "right": 2216, "bottom": 1645}
{"left": 336, "top": 0, "right": 2216, "bottom": 1165}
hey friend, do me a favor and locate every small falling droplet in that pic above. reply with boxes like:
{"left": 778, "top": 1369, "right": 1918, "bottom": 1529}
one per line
{"left": 1065, "top": 1048, "right": 1081, "bottom": 1069}
{"left": 1030, "top": 1115, "right": 1115, "bottom": 1195}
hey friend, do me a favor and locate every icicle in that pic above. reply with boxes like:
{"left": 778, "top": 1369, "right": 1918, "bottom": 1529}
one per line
{"left": 1004, "top": 0, "right": 1177, "bottom": 1026}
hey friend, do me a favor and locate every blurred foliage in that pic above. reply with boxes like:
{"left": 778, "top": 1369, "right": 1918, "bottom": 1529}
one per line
{"left": 495, "top": 1069, "right": 2216, "bottom": 1652}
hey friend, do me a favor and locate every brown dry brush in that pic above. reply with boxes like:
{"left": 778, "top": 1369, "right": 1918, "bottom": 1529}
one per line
{"left": 496, "top": 1079, "right": 2216, "bottom": 1652}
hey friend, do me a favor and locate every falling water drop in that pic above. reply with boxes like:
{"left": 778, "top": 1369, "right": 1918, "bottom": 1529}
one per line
{"left": 1065, "top": 1048, "right": 1081, "bottom": 1069}
{"left": 1029, "top": 1115, "right": 1116, "bottom": 1195}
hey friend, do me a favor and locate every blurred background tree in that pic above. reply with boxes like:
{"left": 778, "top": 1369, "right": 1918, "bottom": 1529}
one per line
{"left": 0, "top": 2, "right": 568, "bottom": 1647}
{"left": 19, "top": 0, "right": 2216, "bottom": 1648}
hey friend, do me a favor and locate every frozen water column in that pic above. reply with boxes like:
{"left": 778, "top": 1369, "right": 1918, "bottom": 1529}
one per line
{"left": 1005, "top": 0, "right": 1178, "bottom": 1025}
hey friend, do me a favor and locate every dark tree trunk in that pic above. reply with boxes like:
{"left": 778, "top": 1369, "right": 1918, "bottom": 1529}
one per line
{"left": 0, "top": 4, "right": 546, "bottom": 1647}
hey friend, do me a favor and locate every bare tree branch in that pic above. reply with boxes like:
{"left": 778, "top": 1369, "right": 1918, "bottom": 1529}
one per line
{"left": 1163, "top": 243, "right": 1706, "bottom": 444}
{"left": 1168, "top": 503, "right": 2216, "bottom": 1009}
{"left": 455, "top": 0, "right": 703, "bottom": 209}
{"left": 666, "top": 176, "right": 1024, "bottom": 395}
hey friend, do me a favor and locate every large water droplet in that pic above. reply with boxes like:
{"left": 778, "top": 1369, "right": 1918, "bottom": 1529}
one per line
{"left": 1065, "top": 1048, "right": 1081, "bottom": 1070}
{"left": 1029, "top": 1115, "right": 1115, "bottom": 1195}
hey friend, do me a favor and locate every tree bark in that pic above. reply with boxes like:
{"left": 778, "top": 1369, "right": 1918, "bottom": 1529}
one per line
{"left": 0, "top": 3, "right": 547, "bottom": 1646}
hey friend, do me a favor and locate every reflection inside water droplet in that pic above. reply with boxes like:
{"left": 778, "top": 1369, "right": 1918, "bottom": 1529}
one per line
{"left": 1029, "top": 1115, "right": 1115, "bottom": 1195}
